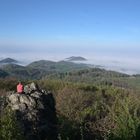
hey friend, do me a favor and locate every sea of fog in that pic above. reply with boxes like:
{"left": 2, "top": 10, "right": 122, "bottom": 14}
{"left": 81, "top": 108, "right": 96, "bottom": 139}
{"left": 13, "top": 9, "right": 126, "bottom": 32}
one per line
{"left": 0, "top": 52, "right": 140, "bottom": 75}
{"left": 85, "top": 57, "right": 140, "bottom": 75}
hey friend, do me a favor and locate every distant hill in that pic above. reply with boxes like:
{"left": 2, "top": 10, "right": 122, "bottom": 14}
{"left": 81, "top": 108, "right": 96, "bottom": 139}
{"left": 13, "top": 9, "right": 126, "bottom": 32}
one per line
{"left": 0, "top": 64, "right": 30, "bottom": 79}
{"left": 0, "top": 58, "right": 18, "bottom": 64}
{"left": 27, "top": 60, "right": 88, "bottom": 72}
{"left": 65, "top": 56, "right": 87, "bottom": 61}
{"left": 1, "top": 59, "right": 140, "bottom": 90}
{"left": 27, "top": 60, "right": 56, "bottom": 70}
{"left": 0, "top": 60, "right": 88, "bottom": 79}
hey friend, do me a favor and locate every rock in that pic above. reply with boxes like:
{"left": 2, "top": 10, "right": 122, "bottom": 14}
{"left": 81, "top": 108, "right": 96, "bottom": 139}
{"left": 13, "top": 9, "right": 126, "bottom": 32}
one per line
{"left": 8, "top": 93, "right": 20, "bottom": 104}
{"left": 1, "top": 82, "right": 57, "bottom": 140}
{"left": 24, "top": 84, "right": 31, "bottom": 94}
{"left": 24, "top": 82, "right": 39, "bottom": 94}
{"left": 30, "top": 82, "right": 39, "bottom": 91}
{"left": 12, "top": 103, "right": 27, "bottom": 111}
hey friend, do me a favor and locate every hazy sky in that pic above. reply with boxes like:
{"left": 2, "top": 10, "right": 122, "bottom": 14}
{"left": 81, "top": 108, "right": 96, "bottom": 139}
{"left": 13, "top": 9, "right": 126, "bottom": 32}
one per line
{"left": 0, "top": 0, "right": 140, "bottom": 62}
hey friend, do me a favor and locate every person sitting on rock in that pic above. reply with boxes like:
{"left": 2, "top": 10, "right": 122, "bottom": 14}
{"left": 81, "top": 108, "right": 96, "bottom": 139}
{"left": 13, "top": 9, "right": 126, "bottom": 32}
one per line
{"left": 17, "top": 82, "right": 24, "bottom": 94}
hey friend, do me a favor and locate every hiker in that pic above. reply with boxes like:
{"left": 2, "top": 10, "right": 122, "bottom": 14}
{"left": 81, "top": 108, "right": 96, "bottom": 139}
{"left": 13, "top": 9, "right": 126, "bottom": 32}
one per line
{"left": 17, "top": 82, "right": 24, "bottom": 94}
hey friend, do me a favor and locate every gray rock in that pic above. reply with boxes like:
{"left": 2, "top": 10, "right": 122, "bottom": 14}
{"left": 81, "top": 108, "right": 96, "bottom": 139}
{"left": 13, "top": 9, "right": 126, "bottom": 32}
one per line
{"left": 19, "top": 94, "right": 30, "bottom": 105}
{"left": 12, "top": 103, "right": 27, "bottom": 111}
{"left": 28, "top": 96, "right": 36, "bottom": 108}
{"left": 24, "top": 85, "right": 31, "bottom": 94}
{"left": 30, "top": 82, "right": 38, "bottom": 91}
{"left": 1, "top": 82, "right": 57, "bottom": 140}
{"left": 24, "top": 82, "right": 39, "bottom": 94}
{"left": 30, "top": 91, "right": 43, "bottom": 98}
{"left": 8, "top": 93, "right": 20, "bottom": 104}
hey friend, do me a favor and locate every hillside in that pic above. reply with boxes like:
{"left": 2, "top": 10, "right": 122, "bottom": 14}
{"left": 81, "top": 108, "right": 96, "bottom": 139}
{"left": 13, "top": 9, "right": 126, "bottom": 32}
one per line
{"left": 0, "top": 59, "right": 140, "bottom": 91}
{"left": 65, "top": 56, "right": 87, "bottom": 61}
{"left": 1, "top": 76, "right": 140, "bottom": 140}
{"left": 0, "top": 63, "right": 140, "bottom": 140}
{"left": 27, "top": 60, "right": 87, "bottom": 72}
{"left": 0, "top": 60, "right": 88, "bottom": 79}
{"left": 27, "top": 60, "right": 56, "bottom": 70}
{"left": 0, "top": 64, "right": 30, "bottom": 79}
{"left": 0, "top": 58, "right": 18, "bottom": 64}
{"left": 46, "top": 68, "right": 140, "bottom": 91}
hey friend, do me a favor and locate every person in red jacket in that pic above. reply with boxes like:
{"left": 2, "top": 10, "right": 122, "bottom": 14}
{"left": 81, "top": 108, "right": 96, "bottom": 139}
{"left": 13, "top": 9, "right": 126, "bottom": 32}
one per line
{"left": 17, "top": 82, "right": 23, "bottom": 94}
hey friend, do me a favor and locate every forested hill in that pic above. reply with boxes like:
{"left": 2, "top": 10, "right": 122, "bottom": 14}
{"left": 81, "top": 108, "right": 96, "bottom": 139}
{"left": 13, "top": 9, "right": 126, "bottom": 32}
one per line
{"left": 46, "top": 68, "right": 140, "bottom": 91}
{"left": 1, "top": 75, "right": 140, "bottom": 140}
{"left": 0, "top": 61, "right": 140, "bottom": 140}
{"left": 0, "top": 58, "right": 18, "bottom": 64}
{"left": 0, "top": 59, "right": 140, "bottom": 90}
{"left": 0, "top": 60, "right": 88, "bottom": 79}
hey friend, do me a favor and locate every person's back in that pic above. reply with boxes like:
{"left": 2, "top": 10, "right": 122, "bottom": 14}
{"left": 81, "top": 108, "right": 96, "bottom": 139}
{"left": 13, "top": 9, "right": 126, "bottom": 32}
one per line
{"left": 17, "top": 82, "right": 23, "bottom": 94}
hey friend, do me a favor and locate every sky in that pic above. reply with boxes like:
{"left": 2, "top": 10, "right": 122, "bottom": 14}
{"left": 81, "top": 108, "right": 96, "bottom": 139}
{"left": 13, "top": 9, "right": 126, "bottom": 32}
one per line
{"left": 0, "top": 0, "right": 140, "bottom": 73}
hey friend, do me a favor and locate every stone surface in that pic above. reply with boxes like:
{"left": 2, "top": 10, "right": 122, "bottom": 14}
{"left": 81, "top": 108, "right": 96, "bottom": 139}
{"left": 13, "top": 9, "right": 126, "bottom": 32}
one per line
{"left": 2, "top": 82, "right": 57, "bottom": 140}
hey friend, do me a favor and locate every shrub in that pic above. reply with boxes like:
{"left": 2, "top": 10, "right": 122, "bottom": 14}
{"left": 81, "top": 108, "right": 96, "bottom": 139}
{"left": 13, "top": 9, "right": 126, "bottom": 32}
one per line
{"left": 0, "top": 107, "right": 25, "bottom": 140}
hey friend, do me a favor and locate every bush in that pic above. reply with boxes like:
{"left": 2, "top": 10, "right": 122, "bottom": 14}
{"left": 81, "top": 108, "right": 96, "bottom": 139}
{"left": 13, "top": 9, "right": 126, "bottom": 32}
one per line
{"left": 108, "top": 94, "right": 140, "bottom": 140}
{"left": 0, "top": 107, "right": 25, "bottom": 140}
{"left": 55, "top": 83, "right": 140, "bottom": 140}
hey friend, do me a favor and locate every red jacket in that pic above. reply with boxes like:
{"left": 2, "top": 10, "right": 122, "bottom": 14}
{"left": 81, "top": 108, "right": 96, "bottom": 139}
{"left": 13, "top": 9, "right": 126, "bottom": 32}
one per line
{"left": 17, "top": 83, "right": 23, "bottom": 93}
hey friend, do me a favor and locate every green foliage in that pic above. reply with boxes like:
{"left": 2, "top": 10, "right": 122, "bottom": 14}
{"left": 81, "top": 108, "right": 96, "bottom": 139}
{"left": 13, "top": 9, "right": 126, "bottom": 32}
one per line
{"left": 45, "top": 79, "right": 140, "bottom": 140}
{"left": 38, "top": 79, "right": 67, "bottom": 93}
{"left": 1, "top": 61, "right": 140, "bottom": 92}
{"left": 46, "top": 68, "right": 140, "bottom": 91}
{"left": 0, "top": 107, "right": 25, "bottom": 140}
{"left": 1, "top": 70, "right": 140, "bottom": 140}
{"left": 58, "top": 115, "right": 82, "bottom": 140}
{"left": 108, "top": 94, "right": 140, "bottom": 140}
{"left": 0, "top": 77, "right": 18, "bottom": 91}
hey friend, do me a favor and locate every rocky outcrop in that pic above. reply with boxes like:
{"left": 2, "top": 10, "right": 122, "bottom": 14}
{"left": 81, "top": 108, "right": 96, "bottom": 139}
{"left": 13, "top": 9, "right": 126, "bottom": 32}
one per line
{"left": 2, "top": 82, "right": 57, "bottom": 140}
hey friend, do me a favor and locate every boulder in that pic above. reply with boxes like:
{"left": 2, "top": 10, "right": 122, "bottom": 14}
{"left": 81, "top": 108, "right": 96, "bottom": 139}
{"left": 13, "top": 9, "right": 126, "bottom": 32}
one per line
{"left": 2, "top": 82, "right": 57, "bottom": 140}
{"left": 24, "top": 82, "right": 39, "bottom": 94}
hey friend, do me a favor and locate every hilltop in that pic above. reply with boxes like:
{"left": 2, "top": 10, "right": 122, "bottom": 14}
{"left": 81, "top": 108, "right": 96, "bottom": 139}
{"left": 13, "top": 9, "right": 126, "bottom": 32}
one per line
{"left": 65, "top": 56, "right": 87, "bottom": 61}
{"left": 0, "top": 58, "right": 18, "bottom": 64}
